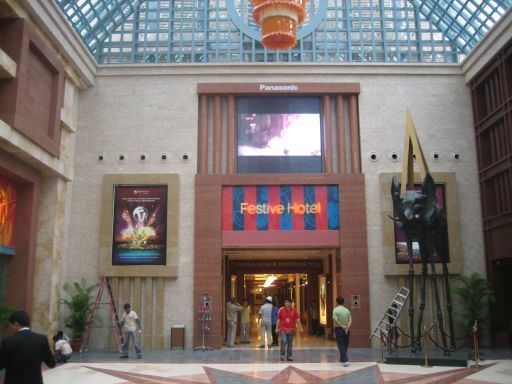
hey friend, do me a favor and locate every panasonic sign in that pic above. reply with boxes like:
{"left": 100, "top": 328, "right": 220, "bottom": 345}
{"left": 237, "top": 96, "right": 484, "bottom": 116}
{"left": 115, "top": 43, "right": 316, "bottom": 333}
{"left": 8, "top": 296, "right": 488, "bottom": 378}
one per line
{"left": 259, "top": 84, "right": 299, "bottom": 91}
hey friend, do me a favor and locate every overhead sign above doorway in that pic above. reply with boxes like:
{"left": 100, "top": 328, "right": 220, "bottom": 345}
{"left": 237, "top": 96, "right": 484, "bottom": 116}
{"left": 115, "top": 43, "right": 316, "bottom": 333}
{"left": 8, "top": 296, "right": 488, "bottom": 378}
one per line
{"left": 221, "top": 184, "right": 340, "bottom": 247}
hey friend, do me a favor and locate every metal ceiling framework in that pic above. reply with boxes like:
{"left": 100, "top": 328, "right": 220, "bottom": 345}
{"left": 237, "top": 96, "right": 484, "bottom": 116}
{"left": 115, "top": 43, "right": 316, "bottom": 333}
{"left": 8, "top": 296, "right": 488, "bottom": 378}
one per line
{"left": 56, "top": 0, "right": 144, "bottom": 50}
{"left": 411, "top": 0, "right": 512, "bottom": 54}
{"left": 54, "top": 0, "right": 511, "bottom": 64}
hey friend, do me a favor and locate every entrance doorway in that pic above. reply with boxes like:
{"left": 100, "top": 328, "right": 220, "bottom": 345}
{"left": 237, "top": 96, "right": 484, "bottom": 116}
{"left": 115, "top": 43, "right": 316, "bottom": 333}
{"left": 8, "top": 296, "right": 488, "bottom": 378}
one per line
{"left": 223, "top": 249, "right": 337, "bottom": 348}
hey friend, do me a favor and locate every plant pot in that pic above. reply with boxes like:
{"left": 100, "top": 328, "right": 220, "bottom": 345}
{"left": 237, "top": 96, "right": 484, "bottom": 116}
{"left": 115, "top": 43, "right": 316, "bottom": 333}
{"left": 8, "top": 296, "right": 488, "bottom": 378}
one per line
{"left": 69, "top": 337, "right": 83, "bottom": 352}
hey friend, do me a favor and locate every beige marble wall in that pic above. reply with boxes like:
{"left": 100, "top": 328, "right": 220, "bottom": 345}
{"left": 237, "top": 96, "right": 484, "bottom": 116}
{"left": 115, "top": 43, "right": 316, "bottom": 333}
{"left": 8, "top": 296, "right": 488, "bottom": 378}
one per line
{"left": 0, "top": 1, "right": 88, "bottom": 335}
{"left": 72, "top": 64, "right": 485, "bottom": 348}
{"left": 357, "top": 74, "right": 485, "bottom": 346}
{"left": 30, "top": 77, "right": 79, "bottom": 335}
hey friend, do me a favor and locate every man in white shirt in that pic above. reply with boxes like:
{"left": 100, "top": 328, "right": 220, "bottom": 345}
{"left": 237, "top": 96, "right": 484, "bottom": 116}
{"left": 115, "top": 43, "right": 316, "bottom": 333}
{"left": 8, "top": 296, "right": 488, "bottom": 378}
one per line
{"left": 53, "top": 333, "right": 72, "bottom": 363}
{"left": 120, "top": 303, "right": 142, "bottom": 358}
{"left": 226, "top": 297, "right": 242, "bottom": 347}
{"left": 258, "top": 296, "right": 273, "bottom": 348}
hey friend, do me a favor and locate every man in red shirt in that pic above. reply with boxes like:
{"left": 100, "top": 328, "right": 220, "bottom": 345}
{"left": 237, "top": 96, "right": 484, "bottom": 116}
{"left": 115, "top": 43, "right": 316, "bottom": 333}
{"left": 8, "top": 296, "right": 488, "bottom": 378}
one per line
{"left": 276, "top": 298, "right": 303, "bottom": 361}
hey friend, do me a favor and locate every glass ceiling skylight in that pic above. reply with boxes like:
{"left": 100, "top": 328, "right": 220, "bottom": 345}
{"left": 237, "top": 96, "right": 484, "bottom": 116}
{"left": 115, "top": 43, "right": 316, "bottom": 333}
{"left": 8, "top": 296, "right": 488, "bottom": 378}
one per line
{"left": 55, "top": 0, "right": 511, "bottom": 64}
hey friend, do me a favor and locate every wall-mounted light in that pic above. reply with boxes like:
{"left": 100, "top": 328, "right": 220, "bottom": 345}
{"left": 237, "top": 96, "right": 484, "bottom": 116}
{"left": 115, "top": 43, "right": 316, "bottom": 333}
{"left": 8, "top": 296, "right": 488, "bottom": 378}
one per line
{"left": 452, "top": 152, "right": 461, "bottom": 161}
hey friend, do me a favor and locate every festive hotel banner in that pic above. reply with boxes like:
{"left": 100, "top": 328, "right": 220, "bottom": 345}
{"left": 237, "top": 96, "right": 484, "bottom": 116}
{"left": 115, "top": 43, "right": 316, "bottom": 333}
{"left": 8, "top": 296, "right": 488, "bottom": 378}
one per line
{"left": 112, "top": 185, "right": 167, "bottom": 265}
{"left": 222, "top": 185, "right": 339, "bottom": 231}
{"left": 0, "top": 177, "right": 17, "bottom": 249}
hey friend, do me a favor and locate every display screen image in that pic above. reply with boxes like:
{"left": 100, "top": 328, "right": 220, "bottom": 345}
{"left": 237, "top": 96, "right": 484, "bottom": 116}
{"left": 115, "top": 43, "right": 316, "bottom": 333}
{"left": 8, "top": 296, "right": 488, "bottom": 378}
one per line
{"left": 394, "top": 184, "right": 449, "bottom": 264}
{"left": 237, "top": 96, "right": 323, "bottom": 173}
{"left": 238, "top": 113, "right": 321, "bottom": 156}
{"left": 112, "top": 185, "right": 167, "bottom": 265}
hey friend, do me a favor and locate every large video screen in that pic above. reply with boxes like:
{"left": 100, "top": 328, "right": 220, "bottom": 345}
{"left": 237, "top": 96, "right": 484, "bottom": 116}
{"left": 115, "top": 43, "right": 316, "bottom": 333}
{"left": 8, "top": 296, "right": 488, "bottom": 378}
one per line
{"left": 237, "top": 96, "right": 323, "bottom": 173}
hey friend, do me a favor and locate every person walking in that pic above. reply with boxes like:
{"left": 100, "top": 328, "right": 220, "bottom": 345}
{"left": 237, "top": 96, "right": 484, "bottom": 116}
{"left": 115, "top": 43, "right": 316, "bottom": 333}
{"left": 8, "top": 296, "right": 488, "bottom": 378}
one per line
{"left": 120, "top": 303, "right": 142, "bottom": 359}
{"left": 258, "top": 296, "right": 273, "bottom": 348}
{"left": 276, "top": 298, "right": 303, "bottom": 361}
{"left": 240, "top": 299, "right": 252, "bottom": 344}
{"left": 226, "top": 297, "right": 242, "bottom": 347}
{"left": 333, "top": 296, "right": 352, "bottom": 367}
{"left": 0, "top": 310, "right": 56, "bottom": 384}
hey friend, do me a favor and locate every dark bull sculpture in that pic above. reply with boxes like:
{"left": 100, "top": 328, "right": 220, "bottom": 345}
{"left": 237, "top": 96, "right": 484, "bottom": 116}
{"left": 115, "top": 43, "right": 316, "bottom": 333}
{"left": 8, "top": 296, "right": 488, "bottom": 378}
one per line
{"left": 391, "top": 173, "right": 455, "bottom": 353}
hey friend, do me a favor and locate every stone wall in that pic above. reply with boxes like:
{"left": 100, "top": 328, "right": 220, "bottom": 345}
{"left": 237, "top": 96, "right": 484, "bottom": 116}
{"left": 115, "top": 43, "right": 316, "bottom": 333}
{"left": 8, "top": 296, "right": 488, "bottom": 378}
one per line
{"left": 74, "top": 64, "right": 484, "bottom": 348}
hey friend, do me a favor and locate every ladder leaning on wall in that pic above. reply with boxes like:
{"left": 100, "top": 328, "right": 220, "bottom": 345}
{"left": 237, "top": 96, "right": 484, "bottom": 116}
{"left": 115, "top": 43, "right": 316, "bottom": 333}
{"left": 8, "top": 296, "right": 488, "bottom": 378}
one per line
{"left": 369, "top": 287, "right": 410, "bottom": 340}
{"left": 80, "top": 277, "right": 124, "bottom": 353}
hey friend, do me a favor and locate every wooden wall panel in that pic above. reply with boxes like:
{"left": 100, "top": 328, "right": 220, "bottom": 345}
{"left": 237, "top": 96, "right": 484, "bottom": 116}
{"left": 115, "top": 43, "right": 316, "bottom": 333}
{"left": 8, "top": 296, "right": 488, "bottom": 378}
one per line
{"left": 323, "top": 95, "right": 333, "bottom": 173}
{"left": 155, "top": 278, "right": 165, "bottom": 349}
{"left": 194, "top": 174, "right": 370, "bottom": 348}
{"left": 227, "top": 95, "right": 236, "bottom": 174}
{"left": 108, "top": 277, "right": 119, "bottom": 349}
{"left": 0, "top": 19, "right": 64, "bottom": 157}
{"left": 198, "top": 95, "right": 209, "bottom": 174}
{"left": 213, "top": 96, "right": 222, "bottom": 174}
{"left": 349, "top": 95, "right": 361, "bottom": 173}
{"left": 470, "top": 39, "right": 512, "bottom": 346}
{"left": 143, "top": 278, "right": 153, "bottom": 348}
{"left": 106, "top": 276, "right": 164, "bottom": 351}
{"left": 336, "top": 96, "right": 346, "bottom": 173}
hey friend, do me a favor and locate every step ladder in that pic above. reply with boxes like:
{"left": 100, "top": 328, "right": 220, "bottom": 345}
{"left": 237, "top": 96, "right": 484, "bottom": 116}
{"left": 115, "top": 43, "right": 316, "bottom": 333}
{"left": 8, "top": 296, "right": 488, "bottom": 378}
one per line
{"left": 370, "top": 287, "right": 410, "bottom": 340}
{"left": 80, "top": 277, "right": 124, "bottom": 353}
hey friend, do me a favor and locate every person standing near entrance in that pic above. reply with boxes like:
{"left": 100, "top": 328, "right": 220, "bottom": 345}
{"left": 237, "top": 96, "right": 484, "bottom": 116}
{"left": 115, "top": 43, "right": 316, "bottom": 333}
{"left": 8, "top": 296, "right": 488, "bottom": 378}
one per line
{"left": 226, "top": 297, "right": 242, "bottom": 347}
{"left": 276, "top": 298, "right": 303, "bottom": 361}
{"left": 258, "top": 296, "right": 273, "bottom": 348}
{"left": 0, "top": 310, "right": 56, "bottom": 384}
{"left": 240, "top": 299, "right": 252, "bottom": 344}
{"left": 120, "top": 303, "right": 142, "bottom": 359}
{"left": 333, "top": 296, "right": 352, "bottom": 367}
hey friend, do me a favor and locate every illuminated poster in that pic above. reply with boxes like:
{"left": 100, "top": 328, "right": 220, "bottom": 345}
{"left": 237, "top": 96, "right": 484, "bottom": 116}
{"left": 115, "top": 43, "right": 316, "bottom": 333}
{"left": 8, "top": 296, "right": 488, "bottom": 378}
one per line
{"left": 0, "top": 177, "right": 17, "bottom": 249}
{"left": 318, "top": 275, "right": 327, "bottom": 326}
{"left": 394, "top": 184, "right": 449, "bottom": 264}
{"left": 112, "top": 185, "right": 167, "bottom": 265}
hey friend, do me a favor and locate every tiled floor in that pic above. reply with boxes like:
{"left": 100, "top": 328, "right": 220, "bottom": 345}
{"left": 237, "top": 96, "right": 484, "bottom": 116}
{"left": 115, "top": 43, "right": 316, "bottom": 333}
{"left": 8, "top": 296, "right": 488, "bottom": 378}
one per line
{"left": 36, "top": 347, "right": 512, "bottom": 383}
{"left": 42, "top": 359, "right": 512, "bottom": 383}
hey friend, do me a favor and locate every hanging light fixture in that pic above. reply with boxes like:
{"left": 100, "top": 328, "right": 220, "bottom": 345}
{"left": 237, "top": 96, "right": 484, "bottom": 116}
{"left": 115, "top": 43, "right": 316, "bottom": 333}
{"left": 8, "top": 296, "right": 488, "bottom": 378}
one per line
{"left": 251, "top": 0, "right": 307, "bottom": 50}
{"left": 263, "top": 275, "right": 278, "bottom": 288}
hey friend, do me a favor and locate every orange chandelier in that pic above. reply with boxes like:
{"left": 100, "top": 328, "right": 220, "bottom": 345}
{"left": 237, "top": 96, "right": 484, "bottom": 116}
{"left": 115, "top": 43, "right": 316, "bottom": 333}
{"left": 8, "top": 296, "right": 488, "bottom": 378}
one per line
{"left": 251, "top": 0, "right": 307, "bottom": 50}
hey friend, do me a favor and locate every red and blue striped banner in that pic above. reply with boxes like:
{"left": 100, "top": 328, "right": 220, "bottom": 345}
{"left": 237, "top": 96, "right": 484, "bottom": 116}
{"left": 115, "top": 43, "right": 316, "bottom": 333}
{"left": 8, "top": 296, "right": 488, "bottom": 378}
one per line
{"left": 222, "top": 185, "right": 339, "bottom": 231}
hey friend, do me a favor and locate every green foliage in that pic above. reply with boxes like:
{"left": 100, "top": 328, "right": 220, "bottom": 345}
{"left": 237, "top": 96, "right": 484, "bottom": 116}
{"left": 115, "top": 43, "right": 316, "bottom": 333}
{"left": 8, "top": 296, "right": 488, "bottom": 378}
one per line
{"left": 60, "top": 279, "right": 98, "bottom": 338}
{"left": 0, "top": 305, "right": 16, "bottom": 325}
{"left": 453, "top": 272, "right": 495, "bottom": 333}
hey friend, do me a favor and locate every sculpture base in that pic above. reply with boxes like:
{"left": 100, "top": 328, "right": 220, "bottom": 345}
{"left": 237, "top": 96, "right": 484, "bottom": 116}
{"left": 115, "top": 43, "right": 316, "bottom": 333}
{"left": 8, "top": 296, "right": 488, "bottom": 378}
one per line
{"left": 385, "top": 348, "right": 469, "bottom": 367}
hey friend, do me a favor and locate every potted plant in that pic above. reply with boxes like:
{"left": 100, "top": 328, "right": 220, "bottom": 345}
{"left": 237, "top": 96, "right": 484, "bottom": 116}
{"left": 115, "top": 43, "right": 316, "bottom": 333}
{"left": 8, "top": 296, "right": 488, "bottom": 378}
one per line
{"left": 0, "top": 304, "right": 16, "bottom": 339}
{"left": 60, "top": 279, "right": 98, "bottom": 351}
{"left": 453, "top": 272, "right": 494, "bottom": 344}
